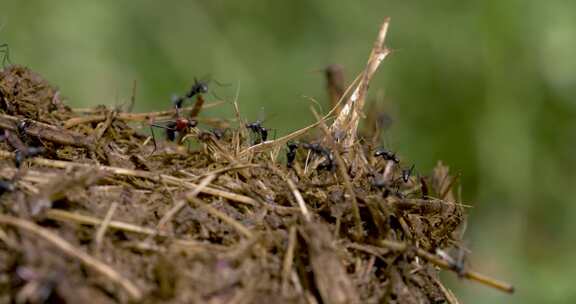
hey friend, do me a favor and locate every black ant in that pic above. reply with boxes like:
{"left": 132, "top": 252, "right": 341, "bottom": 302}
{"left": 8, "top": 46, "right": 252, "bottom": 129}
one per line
{"left": 1, "top": 43, "right": 10, "bottom": 67}
{"left": 437, "top": 247, "right": 467, "bottom": 278}
{"left": 302, "top": 142, "right": 334, "bottom": 171}
{"left": 14, "top": 146, "right": 45, "bottom": 168}
{"left": 185, "top": 78, "right": 209, "bottom": 100}
{"left": 374, "top": 148, "right": 399, "bottom": 164}
{"left": 209, "top": 128, "right": 231, "bottom": 141}
{"left": 286, "top": 141, "right": 299, "bottom": 168}
{"left": 173, "top": 78, "right": 209, "bottom": 110}
{"left": 2, "top": 124, "right": 45, "bottom": 167}
{"left": 246, "top": 120, "right": 268, "bottom": 144}
{"left": 16, "top": 119, "right": 32, "bottom": 141}
{"left": 401, "top": 164, "right": 415, "bottom": 183}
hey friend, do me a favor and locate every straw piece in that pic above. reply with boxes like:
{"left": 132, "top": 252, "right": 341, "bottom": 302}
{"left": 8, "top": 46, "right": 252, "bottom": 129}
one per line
{"left": 330, "top": 18, "right": 391, "bottom": 147}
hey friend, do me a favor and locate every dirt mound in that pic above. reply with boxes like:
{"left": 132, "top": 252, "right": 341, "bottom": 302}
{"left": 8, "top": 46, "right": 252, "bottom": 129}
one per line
{"left": 0, "top": 20, "right": 512, "bottom": 304}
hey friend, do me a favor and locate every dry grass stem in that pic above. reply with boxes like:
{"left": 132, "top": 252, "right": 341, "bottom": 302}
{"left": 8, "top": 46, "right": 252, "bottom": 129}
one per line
{"left": 94, "top": 202, "right": 118, "bottom": 252}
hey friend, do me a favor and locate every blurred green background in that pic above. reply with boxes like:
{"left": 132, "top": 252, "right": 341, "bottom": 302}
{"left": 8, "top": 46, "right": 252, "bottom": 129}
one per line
{"left": 2, "top": 1, "right": 575, "bottom": 303}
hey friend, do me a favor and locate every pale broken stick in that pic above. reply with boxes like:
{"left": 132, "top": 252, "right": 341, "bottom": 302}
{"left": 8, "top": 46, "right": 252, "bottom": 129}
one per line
{"left": 0, "top": 214, "right": 142, "bottom": 301}
{"left": 330, "top": 18, "right": 392, "bottom": 147}
{"left": 94, "top": 202, "right": 118, "bottom": 252}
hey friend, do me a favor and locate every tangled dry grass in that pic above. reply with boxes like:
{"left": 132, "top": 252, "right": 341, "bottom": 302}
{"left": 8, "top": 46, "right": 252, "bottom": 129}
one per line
{"left": 0, "top": 19, "right": 512, "bottom": 303}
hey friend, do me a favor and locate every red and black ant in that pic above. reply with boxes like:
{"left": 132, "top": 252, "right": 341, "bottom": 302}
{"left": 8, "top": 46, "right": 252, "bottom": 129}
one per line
{"left": 149, "top": 116, "right": 198, "bottom": 148}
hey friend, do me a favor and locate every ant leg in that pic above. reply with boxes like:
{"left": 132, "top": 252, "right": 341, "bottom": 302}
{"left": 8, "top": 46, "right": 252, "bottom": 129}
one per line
{"left": 0, "top": 43, "right": 10, "bottom": 67}
{"left": 149, "top": 125, "right": 158, "bottom": 154}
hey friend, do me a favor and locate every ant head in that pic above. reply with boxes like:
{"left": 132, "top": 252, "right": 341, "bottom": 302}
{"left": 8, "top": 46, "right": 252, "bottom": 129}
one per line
{"left": 17, "top": 120, "right": 30, "bottom": 132}
{"left": 194, "top": 78, "right": 209, "bottom": 94}
{"left": 199, "top": 83, "right": 208, "bottom": 94}
{"left": 287, "top": 141, "right": 299, "bottom": 149}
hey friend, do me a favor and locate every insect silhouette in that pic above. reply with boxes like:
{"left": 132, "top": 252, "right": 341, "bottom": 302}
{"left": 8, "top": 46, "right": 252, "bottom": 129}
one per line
{"left": 150, "top": 116, "right": 197, "bottom": 147}
{"left": 14, "top": 146, "right": 45, "bottom": 168}
{"left": 2, "top": 125, "right": 45, "bottom": 167}
{"left": 437, "top": 247, "right": 467, "bottom": 277}
{"left": 302, "top": 142, "right": 334, "bottom": 171}
{"left": 401, "top": 164, "right": 415, "bottom": 183}
{"left": 173, "top": 78, "right": 209, "bottom": 110}
{"left": 246, "top": 120, "right": 268, "bottom": 144}
{"left": 286, "top": 141, "right": 299, "bottom": 168}
{"left": 374, "top": 148, "right": 399, "bottom": 164}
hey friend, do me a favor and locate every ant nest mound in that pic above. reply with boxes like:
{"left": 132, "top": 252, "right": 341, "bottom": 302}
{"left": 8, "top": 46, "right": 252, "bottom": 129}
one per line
{"left": 0, "top": 63, "right": 511, "bottom": 303}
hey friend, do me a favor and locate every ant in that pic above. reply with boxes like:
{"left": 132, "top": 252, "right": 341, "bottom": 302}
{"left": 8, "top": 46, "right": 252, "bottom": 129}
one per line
{"left": 1, "top": 43, "right": 10, "bottom": 67}
{"left": 208, "top": 128, "right": 232, "bottom": 141}
{"left": 374, "top": 148, "right": 399, "bottom": 164}
{"left": 16, "top": 119, "right": 32, "bottom": 141}
{"left": 246, "top": 120, "right": 268, "bottom": 144}
{"left": 302, "top": 142, "right": 334, "bottom": 171}
{"left": 15, "top": 147, "right": 45, "bottom": 168}
{"left": 150, "top": 117, "right": 197, "bottom": 145}
{"left": 2, "top": 123, "right": 45, "bottom": 167}
{"left": 401, "top": 164, "right": 415, "bottom": 183}
{"left": 436, "top": 247, "right": 467, "bottom": 277}
{"left": 149, "top": 93, "right": 200, "bottom": 148}
{"left": 173, "top": 78, "right": 209, "bottom": 109}
{"left": 286, "top": 141, "right": 299, "bottom": 168}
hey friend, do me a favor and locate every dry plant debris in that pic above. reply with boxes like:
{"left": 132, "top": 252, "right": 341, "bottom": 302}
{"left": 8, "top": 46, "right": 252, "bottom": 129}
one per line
{"left": 0, "top": 19, "right": 512, "bottom": 303}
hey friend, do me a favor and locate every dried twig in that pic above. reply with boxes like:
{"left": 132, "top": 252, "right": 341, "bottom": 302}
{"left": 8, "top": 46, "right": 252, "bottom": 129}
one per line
{"left": 94, "top": 202, "right": 118, "bottom": 252}
{"left": 378, "top": 239, "right": 514, "bottom": 294}
{"left": 330, "top": 18, "right": 391, "bottom": 147}
{"left": 282, "top": 226, "right": 298, "bottom": 294}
